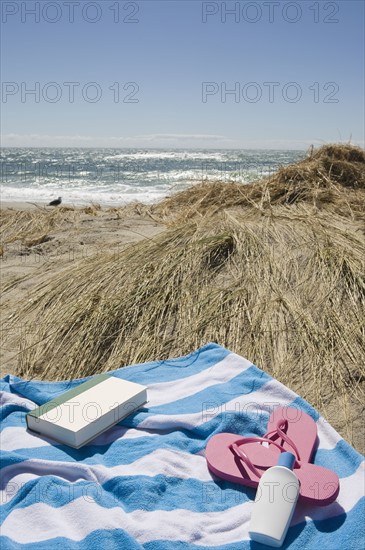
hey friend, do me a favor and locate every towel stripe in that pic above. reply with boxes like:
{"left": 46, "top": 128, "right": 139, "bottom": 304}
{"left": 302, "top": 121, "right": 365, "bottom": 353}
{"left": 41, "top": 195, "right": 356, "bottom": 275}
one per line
{"left": 2, "top": 470, "right": 364, "bottom": 546}
{"left": 1, "top": 343, "right": 364, "bottom": 549}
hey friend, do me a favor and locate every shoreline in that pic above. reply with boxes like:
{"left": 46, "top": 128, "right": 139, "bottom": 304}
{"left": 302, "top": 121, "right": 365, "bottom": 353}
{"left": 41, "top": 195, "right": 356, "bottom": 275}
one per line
{"left": 0, "top": 198, "right": 156, "bottom": 210}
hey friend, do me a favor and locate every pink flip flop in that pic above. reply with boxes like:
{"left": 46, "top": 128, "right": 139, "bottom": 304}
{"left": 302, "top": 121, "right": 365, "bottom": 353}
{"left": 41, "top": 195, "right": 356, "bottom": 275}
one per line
{"left": 265, "top": 406, "right": 318, "bottom": 463}
{"left": 205, "top": 407, "right": 339, "bottom": 506}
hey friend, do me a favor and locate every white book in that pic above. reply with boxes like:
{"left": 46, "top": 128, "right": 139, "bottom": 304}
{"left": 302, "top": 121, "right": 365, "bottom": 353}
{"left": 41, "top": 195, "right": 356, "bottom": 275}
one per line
{"left": 26, "top": 374, "right": 147, "bottom": 448}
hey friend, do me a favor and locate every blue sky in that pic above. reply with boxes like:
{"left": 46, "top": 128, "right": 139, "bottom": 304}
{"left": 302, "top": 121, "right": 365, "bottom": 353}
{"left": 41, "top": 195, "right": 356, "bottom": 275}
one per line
{"left": 1, "top": 0, "right": 364, "bottom": 149}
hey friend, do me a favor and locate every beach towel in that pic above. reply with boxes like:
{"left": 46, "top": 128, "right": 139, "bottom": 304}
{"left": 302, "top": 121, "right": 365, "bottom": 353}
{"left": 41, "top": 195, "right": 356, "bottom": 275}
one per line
{"left": 1, "top": 343, "right": 364, "bottom": 549}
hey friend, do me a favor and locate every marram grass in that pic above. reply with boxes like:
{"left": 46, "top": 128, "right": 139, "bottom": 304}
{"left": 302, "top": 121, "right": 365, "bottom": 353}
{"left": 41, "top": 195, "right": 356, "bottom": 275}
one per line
{"left": 1, "top": 144, "right": 365, "bottom": 449}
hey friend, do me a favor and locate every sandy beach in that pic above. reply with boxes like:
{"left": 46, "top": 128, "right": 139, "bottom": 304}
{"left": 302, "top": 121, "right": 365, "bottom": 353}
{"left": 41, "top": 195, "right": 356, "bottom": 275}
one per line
{"left": 1, "top": 145, "right": 364, "bottom": 455}
{"left": 0, "top": 201, "right": 166, "bottom": 377}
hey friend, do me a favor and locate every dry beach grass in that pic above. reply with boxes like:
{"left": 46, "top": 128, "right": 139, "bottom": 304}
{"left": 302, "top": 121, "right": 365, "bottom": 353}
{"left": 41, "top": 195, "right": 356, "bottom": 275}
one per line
{"left": 1, "top": 144, "right": 364, "bottom": 452}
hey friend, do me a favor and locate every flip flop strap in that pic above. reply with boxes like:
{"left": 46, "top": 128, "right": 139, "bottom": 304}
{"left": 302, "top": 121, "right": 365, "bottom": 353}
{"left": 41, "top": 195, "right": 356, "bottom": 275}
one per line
{"left": 229, "top": 436, "right": 286, "bottom": 479}
{"left": 263, "top": 419, "right": 301, "bottom": 461}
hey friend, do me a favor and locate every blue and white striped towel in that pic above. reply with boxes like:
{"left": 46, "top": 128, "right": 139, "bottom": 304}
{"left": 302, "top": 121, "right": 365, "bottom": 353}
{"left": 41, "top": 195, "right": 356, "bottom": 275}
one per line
{"left": 1, "top": 343, "right": 364, "bottom": 549}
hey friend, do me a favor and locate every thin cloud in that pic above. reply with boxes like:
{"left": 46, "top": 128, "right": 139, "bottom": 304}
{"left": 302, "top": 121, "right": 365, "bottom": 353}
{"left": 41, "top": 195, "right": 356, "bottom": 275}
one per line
{"left": 1, "top": 134, "right": 363, "bottom": 150}
{"left": 1, "top": 133, "right": 234, "bottom": 148}
{"left": 135, "top": 134, "right": 231, "bottom": 142}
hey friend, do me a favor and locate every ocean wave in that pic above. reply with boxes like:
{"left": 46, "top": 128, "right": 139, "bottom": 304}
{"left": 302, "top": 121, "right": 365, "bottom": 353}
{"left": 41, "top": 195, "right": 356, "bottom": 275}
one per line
{"left": 0, "top": 185, "right": 168, "bottom": 206}
{"left": 1, "top": 148, "right": 305, "bottom": 204}
{"left": 103, "top": 151, "right": 229, "bottom": 162}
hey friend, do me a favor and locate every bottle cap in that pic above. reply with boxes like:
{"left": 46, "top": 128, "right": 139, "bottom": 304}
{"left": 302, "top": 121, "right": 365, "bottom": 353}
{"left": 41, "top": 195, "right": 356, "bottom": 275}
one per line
{"left": 277, "top": 452, "right": 296, "bottom": 470}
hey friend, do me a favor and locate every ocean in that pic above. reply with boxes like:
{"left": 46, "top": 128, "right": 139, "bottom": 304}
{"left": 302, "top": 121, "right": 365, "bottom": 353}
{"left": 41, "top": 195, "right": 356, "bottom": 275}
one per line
{"left": 0, "top": 148, "right": 306, "bottom": 206}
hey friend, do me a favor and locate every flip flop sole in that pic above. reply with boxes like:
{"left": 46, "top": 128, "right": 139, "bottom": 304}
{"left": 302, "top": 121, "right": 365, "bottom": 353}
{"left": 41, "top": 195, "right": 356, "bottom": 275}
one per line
{"left": 205, "top": 433, "right": 339, "bottom": 505}
{"left": 206, "top": 433, "right": 280, "bottom": 486}
{"left": 266, "top": 406, "right": 318, "bottom": 463}
{"left": 294, "top": 461, "right": 340, "bottom": 506}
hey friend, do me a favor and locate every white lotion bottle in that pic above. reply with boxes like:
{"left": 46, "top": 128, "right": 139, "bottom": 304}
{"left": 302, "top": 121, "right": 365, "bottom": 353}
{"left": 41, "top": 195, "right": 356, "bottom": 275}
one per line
{"left": 249, "top": 452, "right": 300, "bottom": 547}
